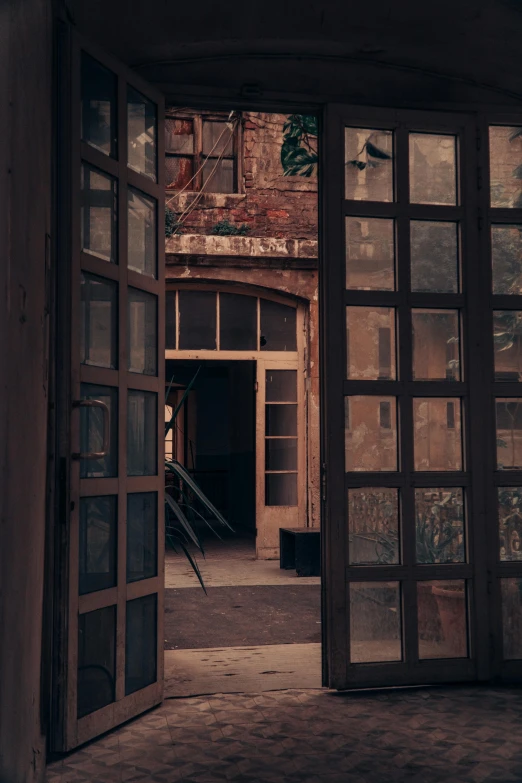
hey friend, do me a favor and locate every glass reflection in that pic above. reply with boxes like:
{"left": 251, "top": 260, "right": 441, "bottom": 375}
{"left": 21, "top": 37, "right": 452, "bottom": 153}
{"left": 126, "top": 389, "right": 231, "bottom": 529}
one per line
{"left": 489, "top": 126, "right": 522, "bottom": 208}
{"left": 127, "top": 87, "right": 157, "bottom": 181}
{"left": 346, "top": 217, "right": 395, "bottom": 291}
{"left": 498, "top": 488, "right": 522, "bottom": 562}
{"left": 409, "top": 133, "right": 457, "bottom": 206}
{"left": 81, "top": 165, "right": 117, "bottom": 263}
{"left": 345, "top": 396, "right": 397, "bottom": 472}
{"left": 128, "top": 188, "right": 157, "bottom": 277}
{"left": 418, "top": 580, "right": 467, "bottom": 659}
{"left": 415, "top": 488, "right": 465, "bottom": 564}
{"left": 345, "top": 128, "right": 393, "bottom": 202}
{"left": 410, "top": 221, "right": 459, "bottom": 293}
{"left": 346, "top": 307, "right": 396, "bottom": 380}
{"left": 348, "top": 488, "right": 399, "bottom": 565}
{"left": 413, "top": 398, "right": 462, "bottom": 471}
{"left": 350, "top": 582, "right": 402, "bottom": 663}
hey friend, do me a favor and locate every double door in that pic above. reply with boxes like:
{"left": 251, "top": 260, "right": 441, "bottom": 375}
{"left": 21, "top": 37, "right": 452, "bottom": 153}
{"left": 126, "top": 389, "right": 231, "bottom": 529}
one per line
{"left": 54, "top": 30, "right": 522, "bottom": 752}
{"left": 322, "top": 105, "right": 522, "bottom": 688}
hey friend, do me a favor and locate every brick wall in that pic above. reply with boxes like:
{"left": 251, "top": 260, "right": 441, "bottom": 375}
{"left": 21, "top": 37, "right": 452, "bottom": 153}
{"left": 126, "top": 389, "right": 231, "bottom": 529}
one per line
{"left": 165, "top": 112, "right": 318, "bottom": 240}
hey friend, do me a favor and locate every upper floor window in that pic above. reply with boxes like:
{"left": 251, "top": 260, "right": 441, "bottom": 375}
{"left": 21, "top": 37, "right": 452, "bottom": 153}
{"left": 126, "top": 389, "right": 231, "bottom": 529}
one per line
{"left": 165, "top": 112, "right": 239, "bottom": 194}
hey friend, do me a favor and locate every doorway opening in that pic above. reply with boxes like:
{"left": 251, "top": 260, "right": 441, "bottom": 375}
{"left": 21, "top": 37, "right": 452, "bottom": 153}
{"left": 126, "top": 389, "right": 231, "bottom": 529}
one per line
{"left": 160, "top": 107, "right": 321, "bottom": 694}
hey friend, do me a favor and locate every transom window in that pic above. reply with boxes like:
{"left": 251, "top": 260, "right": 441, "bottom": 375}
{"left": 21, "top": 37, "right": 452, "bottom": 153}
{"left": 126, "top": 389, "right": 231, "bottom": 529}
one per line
{"left": 165, "top": 289, "right": 297, "bottom": 352}
{"left": 165, "top": 112, "right": 239, "bottom": 193}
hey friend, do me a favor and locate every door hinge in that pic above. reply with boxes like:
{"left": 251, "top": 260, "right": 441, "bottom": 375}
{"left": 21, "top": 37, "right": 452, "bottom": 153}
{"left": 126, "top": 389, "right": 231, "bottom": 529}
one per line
{"left": 254, "top": 381, "right": 259, "bottom": 392}
{"left": 321, "top": 463, "right": 327, "bottom": 502}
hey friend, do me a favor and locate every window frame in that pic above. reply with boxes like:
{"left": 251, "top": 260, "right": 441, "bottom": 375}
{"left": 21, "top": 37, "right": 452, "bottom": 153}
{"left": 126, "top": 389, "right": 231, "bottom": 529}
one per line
{"left": 164, "top": 110, "right": 243, "bottom": 195}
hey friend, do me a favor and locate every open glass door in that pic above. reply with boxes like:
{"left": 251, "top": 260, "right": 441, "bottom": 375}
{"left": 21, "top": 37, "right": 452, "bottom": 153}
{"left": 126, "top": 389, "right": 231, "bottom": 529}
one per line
{"left": 55, "top": 32, "right": 165, "bottom": 749}
{"left": 321, "top": 105, "right": 489, "bottom": 689}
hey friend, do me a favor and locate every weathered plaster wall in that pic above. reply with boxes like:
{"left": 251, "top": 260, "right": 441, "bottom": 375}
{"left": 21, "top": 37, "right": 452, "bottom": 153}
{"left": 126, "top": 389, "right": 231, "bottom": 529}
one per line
{"left": 0, "top": 1, "right": 52, "bottom": 781}
{"left": 167, "top": 112, "right": 318, "bottom": 239}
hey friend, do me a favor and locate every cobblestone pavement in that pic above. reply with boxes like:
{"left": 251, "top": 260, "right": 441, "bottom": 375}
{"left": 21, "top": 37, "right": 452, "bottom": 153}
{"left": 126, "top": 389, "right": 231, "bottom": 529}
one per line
{"left": 47, "top": 685, "right": 522, "bottom": 783}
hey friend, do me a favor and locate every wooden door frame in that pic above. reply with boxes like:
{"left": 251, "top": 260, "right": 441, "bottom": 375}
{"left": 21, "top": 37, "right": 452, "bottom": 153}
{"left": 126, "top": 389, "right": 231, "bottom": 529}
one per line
{"left": 163, "top": 282, "right": 308, "bottom": 558}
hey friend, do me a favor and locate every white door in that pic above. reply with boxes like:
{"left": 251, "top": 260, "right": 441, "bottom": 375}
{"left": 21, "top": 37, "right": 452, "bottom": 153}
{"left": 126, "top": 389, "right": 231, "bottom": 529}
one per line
{"left": 255, "top": 358, "right": 306, "bottom": 558}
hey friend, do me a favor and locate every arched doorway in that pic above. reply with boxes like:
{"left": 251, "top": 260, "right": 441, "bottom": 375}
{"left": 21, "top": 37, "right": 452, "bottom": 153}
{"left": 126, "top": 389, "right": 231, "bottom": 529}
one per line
{"left": 163, "top": 282, "right": 309, "bottom": 558}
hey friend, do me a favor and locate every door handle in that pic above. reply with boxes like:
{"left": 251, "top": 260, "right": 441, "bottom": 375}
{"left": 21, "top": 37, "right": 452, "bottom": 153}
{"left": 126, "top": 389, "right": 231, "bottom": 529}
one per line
{"left": 72, "top": 399, "right": 110, "bottom": 460}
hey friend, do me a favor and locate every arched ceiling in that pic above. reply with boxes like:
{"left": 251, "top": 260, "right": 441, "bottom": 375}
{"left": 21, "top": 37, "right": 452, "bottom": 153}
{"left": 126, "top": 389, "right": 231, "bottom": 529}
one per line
{"left": 66, "top": 0, "right": 522, "bottom": 106}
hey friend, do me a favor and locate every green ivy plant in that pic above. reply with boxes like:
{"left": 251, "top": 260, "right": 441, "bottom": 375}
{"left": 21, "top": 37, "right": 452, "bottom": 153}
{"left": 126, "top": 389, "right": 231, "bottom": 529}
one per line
{"left": 281, "top": 115, "right": 318, "bottom": 177}
{"left": 165, "top": 206, "right": 181, "bottom": 237}
{"left": 211, "top": 219, "right": 250, "bottom": 236}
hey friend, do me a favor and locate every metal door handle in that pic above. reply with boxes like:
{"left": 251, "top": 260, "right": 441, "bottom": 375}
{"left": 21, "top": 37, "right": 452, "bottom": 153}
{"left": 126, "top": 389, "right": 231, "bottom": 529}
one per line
{"left": 72, "top": 399, "right": 110, "bottom": 459}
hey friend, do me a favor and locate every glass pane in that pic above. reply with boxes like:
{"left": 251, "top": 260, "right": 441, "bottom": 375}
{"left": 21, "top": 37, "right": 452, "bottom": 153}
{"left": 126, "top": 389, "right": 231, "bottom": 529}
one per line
{"left": 410, "top": 221, "right": 459, "bottom": 294}
{"left": 80, "top": 272, "right": 117, "bottom": 369}
{"left": 265, "top": 474, "right": 297, "bottom": 506}
{"left": 79, "top": 496, "right": 117, "bottom": 595}
{"left": 489, "top": 126, "right": 522, "bottom": 208}
{"left": 219, "top": 293, "right": 257, "bottom": 350}
{"left": 415, "top": 488, "right": 465, "bottom": 564}
{"left": 345, "top": 128, "right": 393, "bottom": 202}
{"left": 345, "top": 396, "right": 398, "bottom": 472}
{"left": 127, "top": 86, "right": 157, "bottom": 181}
{"left": 266, "top": 370, "right": 297, "bottom": 402}
{"left": 127, "top": 390, "right": 157, "bottom": 476}
{"left": 127, "top": 493, "right": 157, "bottom": 583}
{"left": 346, "top": 217, "right": 395, "bottom": 291}
{"left": 413, "top": 398, "right": 462, "bottom": 471}
{"left": 349, "top": 582, "right": 402, "bottom": 663}
{"left": 166, "top": 155, "right": 194, "bottom": 190}
{"left": 78, "top": 606, "right": 116, "bottom": 718}
{"left": 412, "top": 309, "right": 460, "bottom": 381}
{"left": 491, "top": 225, "right": 522, "bottom": 295}
{"left": 128, "top": 188, "right": 157, "bottom": 278}
{"left": 501, "top": 578, "right": 522, "bottom": 658}
{"left": 498, "top": 488, "right": 522, "bottom": 562}
{"left": 348, "top": 488, "right": 399, "bottom": 565}
{"left": 496, "top": 398, "right": 522, "bottom": 470}
{"left": 202, "top": 158, "right": 234, "bottom": 193}
{"left": 80, "top": 384, "right": 118, "bottom": 478}
{"left": 260, "top": 300, "right": 297, "bottom": 351}
{"left": 494, "top": 311, "right": 522, "bottom": 380}
{"left": 346, "top": 307, "right": 396, "bottom": 380}
{"left": 81, "top": 53, "right": 116, "bottom": 157}
{"left": 418, "top": 580, "right": 467, "bottom": 659}
{"left": 128, "top": 288, "right": 157, "bottom": 375}
{"left": 178, "top": 290, "right": 217, "bottom": 350}
{"left": 409, "top": 133, "right": 457, "bottom": 206}
{"left": 165, "top": 118, "right": 194, "bottom": 153}
{"left": 265, "top": 404, "right": 297, "bottom": 436}
{"left": 81, "top": 164, "right": 117, "bottom": 263}
{"left": 125, "top": 595, "right": 157, "bottom": 695}
{"left": 166, "top": 291, "right": 177, "bottom": 349}
{"left": 202, "top": 120, "right": 234, "bottom": 156}
{"left": 265, "top": 439, "right": 297, "bottom": 471}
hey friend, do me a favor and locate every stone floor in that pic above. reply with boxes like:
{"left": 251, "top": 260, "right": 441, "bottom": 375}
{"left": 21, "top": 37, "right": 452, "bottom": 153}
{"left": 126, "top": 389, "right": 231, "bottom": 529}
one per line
{"left": 47, "top": 684, "right": 522, "bottom": 783}
{"left": 165, "top": 643, "right": 321, "bottom": 697}
{"left": 165, "top": 536, "right": 320, "bottom": 589}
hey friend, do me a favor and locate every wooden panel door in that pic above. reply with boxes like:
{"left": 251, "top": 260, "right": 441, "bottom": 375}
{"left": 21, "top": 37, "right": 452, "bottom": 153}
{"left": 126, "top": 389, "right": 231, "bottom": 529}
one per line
{"left": 53, "top": 30, "right": 165, "bottom": 750}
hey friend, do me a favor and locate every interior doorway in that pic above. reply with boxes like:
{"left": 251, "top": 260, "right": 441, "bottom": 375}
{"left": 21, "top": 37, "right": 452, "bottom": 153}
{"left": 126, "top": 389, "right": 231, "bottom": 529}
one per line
{"left": 165, "top": 359, "right": 256, "bottom": 539}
